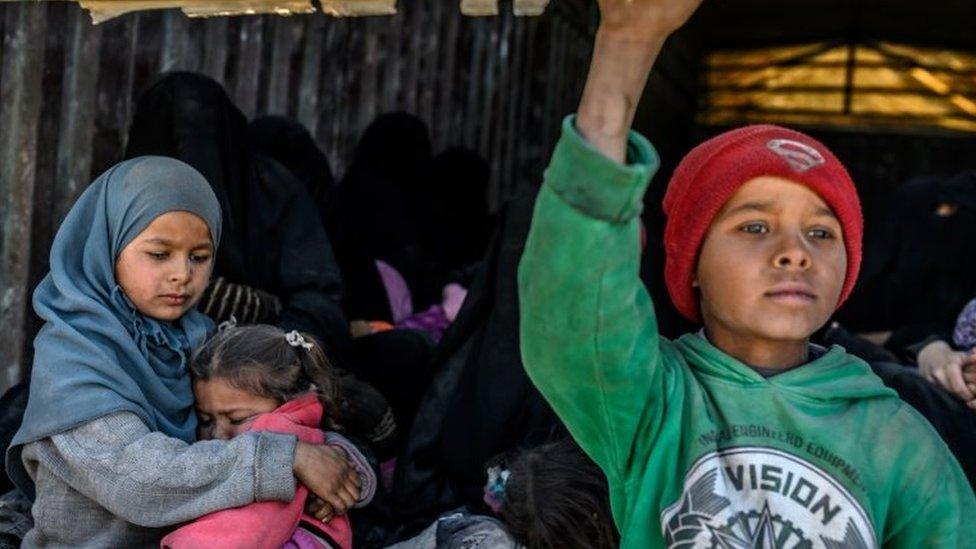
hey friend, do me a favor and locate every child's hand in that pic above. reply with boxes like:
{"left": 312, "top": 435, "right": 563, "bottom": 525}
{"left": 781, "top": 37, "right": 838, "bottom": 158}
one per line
{"left": 305, "top": 494, "right": 335, "bottom": 522}
{"left": 918, "top": 340, "right": 976, "bottom": 403}
{"left": 294, "top": 443, "right": 362, "bottom": 521}
{"left": 962, "top": 359, "right": 976, "bottom": 410}
{"left": 577, "top": 0, "right": 705, "bottom": 162}
{"left": 597, "top": 0, "right": 704, "bottom": 40}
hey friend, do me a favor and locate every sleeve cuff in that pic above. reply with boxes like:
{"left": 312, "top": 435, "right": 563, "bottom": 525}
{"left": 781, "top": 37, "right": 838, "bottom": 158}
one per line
{"left": 253, "top": 432, "right": 297, "bottom": 502}
{"left": 543, "top": 114, "right": 660, "bottom": 222}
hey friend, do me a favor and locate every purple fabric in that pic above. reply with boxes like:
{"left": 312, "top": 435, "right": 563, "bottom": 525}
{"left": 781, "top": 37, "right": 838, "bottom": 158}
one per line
{"left": 398, "top": 305, "right": 452, "bottom": 344}
{"left": 376, "top": 259, "right": 414, "bottom": 323}
{"left": 281, "top": 527, "right": 330, "bottom": 549}
{"left": 441, "top": 283, "right": 467, "bottom": 322}
{"left": 953, "top": 298, "right": 976, "bottom": 350}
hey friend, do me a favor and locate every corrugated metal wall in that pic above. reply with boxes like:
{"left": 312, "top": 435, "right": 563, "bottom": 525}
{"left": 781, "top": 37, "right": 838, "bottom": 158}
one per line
{"left": 0, "top": 1, "right": 594, "bottom": 392}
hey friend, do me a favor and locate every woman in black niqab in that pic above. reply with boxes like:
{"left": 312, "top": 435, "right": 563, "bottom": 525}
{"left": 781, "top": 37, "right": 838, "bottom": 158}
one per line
{"left": 247, "top": 115, "right": 338, "bottom": 225}
{"left": 837, "top": 170, "right": 976, "bottom": 347}
{"left": 420, "top": 147, "right": 496, "bottom": 284}
{"left": 124, "top": 72, "right": 351, "bottom": 356}
{"left": 331, "top": 112, "right": 437, "bottom": 321}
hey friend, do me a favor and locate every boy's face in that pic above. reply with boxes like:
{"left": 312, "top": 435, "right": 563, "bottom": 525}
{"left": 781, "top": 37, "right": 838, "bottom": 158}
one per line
{"left": 695, "top": 176, "right": 847, "bottom": 348}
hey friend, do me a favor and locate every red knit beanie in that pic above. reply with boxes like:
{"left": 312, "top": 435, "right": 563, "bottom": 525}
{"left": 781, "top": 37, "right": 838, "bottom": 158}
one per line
{"left": 662, "top": 125, "right": 862, "bottom": 322}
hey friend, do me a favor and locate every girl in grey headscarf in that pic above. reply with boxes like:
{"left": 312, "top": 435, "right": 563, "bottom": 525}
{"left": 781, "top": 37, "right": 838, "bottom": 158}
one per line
{"left": 7, "top": 157, "right": 358, "bottom": 547}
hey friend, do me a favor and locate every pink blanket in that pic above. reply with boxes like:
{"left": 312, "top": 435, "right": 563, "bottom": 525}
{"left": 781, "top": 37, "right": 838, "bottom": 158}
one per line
{"left": 162, "top": 395, "right": 352, "bottom": 549}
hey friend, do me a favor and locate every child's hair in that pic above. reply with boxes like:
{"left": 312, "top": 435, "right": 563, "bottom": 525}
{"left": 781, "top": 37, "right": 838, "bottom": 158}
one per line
{"left": 190, "top": 324, "right": 338, "bottom": 423}
{"left": 496, "top": 438, "right": 619, "bottom": 549}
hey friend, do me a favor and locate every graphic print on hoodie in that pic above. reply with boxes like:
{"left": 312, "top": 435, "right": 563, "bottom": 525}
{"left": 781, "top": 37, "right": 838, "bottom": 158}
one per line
{"left": 517, "top": 117, "right": 976, "bottom": 549}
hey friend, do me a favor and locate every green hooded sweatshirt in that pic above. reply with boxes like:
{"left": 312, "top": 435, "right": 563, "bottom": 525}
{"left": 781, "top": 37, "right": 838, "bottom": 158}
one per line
{"left": 518, "top": 116, "right": 976, "bottom": 548}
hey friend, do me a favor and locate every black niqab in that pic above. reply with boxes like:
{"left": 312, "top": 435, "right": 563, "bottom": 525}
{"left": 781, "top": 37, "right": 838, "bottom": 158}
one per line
{"left": 332, "top": 113, "right": 435, "bottom": 319}
{"left": 838, "top": 170, "right": 976, "bottom": 339}
{"left": 125, "top": 72, "right": 350, "bottom": 354}
{"left": 248, "top": 115, "right": 338, "bottom": 223}
{"left": 420, "top": 148, "right": 496, "bottom": 282}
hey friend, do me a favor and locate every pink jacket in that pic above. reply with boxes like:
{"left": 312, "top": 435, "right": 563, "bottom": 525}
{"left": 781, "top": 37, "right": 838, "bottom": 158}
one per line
{"left": 162, "top": 395, "right": 364, "bottom": 549}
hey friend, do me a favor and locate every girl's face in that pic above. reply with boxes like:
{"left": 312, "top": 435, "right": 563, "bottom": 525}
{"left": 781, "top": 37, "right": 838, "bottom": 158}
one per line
{"left": 193, "top": 377, "right": 281, "bottom": 440}
{"left": 115, "top": 211, "right": 214, "bottom": 321}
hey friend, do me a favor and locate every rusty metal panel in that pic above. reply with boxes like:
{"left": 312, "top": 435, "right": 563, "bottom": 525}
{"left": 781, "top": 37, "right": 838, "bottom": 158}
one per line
{"left": 201, "top": 16, "right": 228, "bottom": 80}
{"left": 266, "top": 16, "right": 302, "bottom": 114}
{"left": 232, "top": 15, "right": 263, "bottom": 116}
{"left": 0, "top": 2, "right": 46, "bottom": 391}
{"left": 55, "top": 7, "right": 102, "bottom": 225}
{"left": 0, "top": 0, "right": 591, "bottom": 391}
{"left": 296, "top": 16, "right": 323, "bottom": 133}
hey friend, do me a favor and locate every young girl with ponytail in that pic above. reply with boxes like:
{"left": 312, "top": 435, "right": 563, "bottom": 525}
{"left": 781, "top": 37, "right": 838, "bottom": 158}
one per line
{"left": 162, "top": 324, "right": 376, "bottom": 549}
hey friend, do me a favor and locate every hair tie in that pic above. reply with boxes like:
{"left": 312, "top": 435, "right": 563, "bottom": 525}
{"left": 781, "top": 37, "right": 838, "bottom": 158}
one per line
{"left": 217, "top": 315, "right": 238, "bottom": 332}
{"left": 285, "top": 330, "right": 314, "bottom": 350}
{"left": 483, "top": 465, "right": 509, "bottom": 514}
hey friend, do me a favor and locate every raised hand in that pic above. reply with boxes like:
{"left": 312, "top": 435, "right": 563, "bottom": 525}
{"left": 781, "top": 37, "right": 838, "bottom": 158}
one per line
{"left": 597, "top": 0, "right": 705, "bottom": 40}
{"left": 577, "top": 0, "right": 706, "bottom": 162}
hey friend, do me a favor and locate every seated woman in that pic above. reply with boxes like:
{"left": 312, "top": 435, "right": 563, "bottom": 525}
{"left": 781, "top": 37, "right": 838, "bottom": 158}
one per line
{"left": 248, "top": 113, "right": 437, "bottom": 441}
{"left": 125, "top": 72, "right": 351, "bottom": 357}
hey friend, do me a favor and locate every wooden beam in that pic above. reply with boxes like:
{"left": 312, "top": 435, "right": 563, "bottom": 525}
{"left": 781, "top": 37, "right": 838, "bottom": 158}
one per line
{"left": 0, "top": 3, "right": 47, "bottom": 390}
{"left": 61, "top": 0, "right": 549, "bottom": 21}
{"left": 513, "top": 0, "right": 550, "bottom": 16}
{"left": 79, "top": 1, "right": 315, "bottom": 23}
{"left": 320, "top": 1, "right": 396, "bottom": 17}
{"left": 461, "top": 0, "right": 498, "bottom": 16}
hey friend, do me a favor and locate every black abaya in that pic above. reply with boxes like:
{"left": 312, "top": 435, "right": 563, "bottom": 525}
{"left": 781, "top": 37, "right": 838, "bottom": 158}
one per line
{"left": 124, "top": 72, "right": 351, "bottom": 356}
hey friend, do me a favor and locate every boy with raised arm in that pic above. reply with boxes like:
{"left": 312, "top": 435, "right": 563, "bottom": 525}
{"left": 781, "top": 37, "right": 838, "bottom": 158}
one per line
{"left": 517, "top": 0, "right": 976, "bottom": 547}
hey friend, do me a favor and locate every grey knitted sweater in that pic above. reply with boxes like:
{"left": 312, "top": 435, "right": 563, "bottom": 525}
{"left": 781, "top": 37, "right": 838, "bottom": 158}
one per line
{"left": 19, "top": 411, "right": 297, "bottom": 548}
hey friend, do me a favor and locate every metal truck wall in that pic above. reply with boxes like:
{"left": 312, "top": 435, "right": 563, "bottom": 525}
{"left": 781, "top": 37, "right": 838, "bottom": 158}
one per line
{"left": 0, "top": 1, "right": 594, "bottom": 391}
